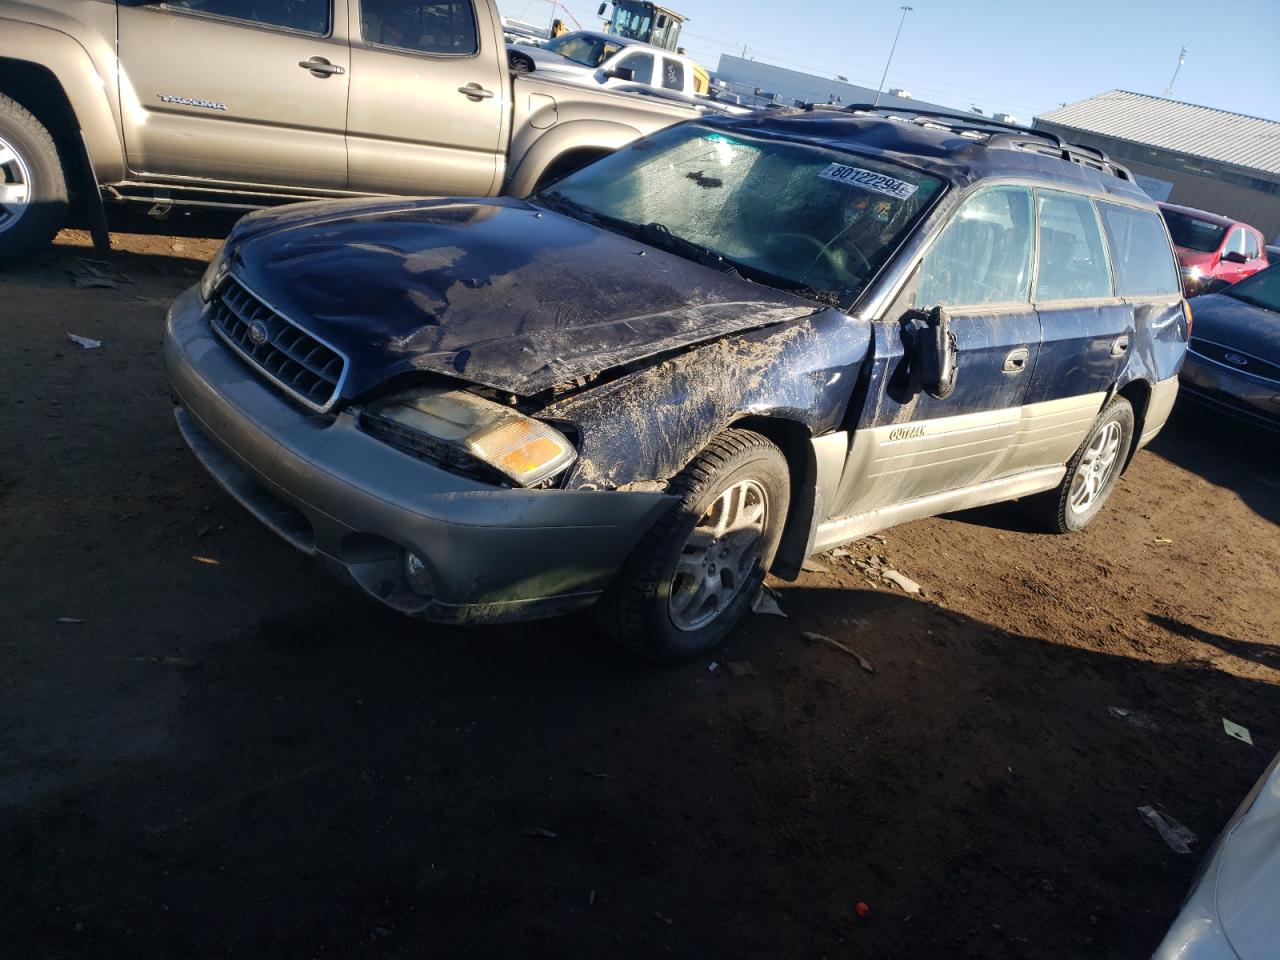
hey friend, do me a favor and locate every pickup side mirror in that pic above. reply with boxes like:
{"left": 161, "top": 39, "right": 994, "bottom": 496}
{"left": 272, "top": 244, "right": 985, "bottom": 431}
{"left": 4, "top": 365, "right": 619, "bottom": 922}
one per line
{"left": 905, "top": 306, "right": 958, "bottom": 399}
{"left": 597, "top": 2, "right": 607, "bottom": 15}
{"left": 603, "top": 66, "right": 635, "bottom": 82}
{"left": 1221, "top": 249, "right": 1248, "bottom": 264}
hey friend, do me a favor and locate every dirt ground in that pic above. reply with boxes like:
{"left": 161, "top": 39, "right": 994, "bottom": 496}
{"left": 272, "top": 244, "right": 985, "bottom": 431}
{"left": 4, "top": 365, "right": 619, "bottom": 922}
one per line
{"left": 2, "top": 217, "right": 1278, "bottom": 959}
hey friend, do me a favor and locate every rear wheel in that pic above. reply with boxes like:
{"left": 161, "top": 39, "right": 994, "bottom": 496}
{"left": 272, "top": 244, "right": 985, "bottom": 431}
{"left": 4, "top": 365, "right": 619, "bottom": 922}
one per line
{"left": 596, "top": 429, "right": 790, "bottom": 663}
{"left": 0, "top": 93, "right": 68, "bottom": 264}
{"left": 1030, "top": 395, "right": 1134, "bottom": 533}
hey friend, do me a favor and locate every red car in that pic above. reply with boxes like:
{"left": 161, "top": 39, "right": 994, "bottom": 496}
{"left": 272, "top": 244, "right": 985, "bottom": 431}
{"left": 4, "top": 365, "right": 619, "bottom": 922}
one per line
{"left": 1158, "top": 202, "right": 1270, "bottom": 295}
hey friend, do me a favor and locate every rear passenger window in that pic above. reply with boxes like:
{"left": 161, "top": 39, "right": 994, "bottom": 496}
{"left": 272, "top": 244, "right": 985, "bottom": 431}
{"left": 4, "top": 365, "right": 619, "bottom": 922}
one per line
{"left": 662, "top": 59, "right": 685, "bottom": 91}
{"left": 1096, "top": 202, "right": 1180, "bottom": 297}
{"left": 164, "top": 0, "right": 330, "bottom": 33}
{"left": 1034, "top": 191, "right": 1113, "bottom": 301}
{"left": 918, "top": 186, "right": 1034, "bottom": 307}
{"left": 361, "top": 0, "right": 479, "bottom": 55}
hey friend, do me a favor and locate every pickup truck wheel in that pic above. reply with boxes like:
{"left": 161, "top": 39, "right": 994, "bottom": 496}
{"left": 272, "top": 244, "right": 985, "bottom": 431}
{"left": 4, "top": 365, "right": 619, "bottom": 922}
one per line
{"left": 596, "top": 429, "right": 790, "bottom": 664}
{"left": 0, "top": 93, "right": 68, "bottom": 264}
{"left": 1030, "top": 395, "right": 1134, "bottom": 534}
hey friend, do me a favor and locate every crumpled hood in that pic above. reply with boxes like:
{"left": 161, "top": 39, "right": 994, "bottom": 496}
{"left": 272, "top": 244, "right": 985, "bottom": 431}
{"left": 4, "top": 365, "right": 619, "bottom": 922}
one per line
{"left": 229, "top": 197, "right": 816, "bottom": 399}
{"left": 1190, "top": 292, "right": 1280, "bottom": 364}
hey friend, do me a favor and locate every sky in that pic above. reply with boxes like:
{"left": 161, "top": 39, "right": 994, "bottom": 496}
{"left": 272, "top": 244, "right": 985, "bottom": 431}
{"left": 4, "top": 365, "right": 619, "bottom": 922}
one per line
{"left": 498, "top": 0, "right": 1280, "bottom": 122}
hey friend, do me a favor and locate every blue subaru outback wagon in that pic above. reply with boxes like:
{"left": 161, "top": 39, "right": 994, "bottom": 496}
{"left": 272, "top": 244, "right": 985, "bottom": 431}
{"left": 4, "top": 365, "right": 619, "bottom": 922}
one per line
{"left": 165, "top": 105, "right": 1188, "bottom": 662}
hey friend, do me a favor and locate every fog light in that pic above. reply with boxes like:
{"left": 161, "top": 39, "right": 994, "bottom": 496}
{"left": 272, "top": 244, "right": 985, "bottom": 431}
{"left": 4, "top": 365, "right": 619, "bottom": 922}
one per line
{"left": 404, "top": 551, "right": 433, "bottom": 596}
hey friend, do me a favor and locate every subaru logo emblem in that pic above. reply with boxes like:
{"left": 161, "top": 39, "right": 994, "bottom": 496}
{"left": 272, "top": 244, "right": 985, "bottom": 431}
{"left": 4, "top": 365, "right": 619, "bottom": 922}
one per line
{"left": 248, "top": 321, "right": 270, "bottom": 347}
{"left": 1224, "top": 352, "right": 1248, "bottom": 367}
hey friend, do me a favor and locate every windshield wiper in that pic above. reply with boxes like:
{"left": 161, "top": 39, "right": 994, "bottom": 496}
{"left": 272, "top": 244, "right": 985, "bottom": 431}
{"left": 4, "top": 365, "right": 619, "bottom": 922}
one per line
{"left": 534, "top": 192, "right": 602, "bottom": 224}
{"left": 635, "top": 222, "right": 742, "bottom": 277}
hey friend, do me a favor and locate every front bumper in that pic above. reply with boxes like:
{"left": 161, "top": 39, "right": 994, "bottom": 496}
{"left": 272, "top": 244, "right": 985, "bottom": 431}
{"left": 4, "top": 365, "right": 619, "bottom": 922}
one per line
{"left": 163, "top": 285, "right": 676, "bottom": 623}
{"left": 1179, "top": 352, "right": 1280, "bottom": 431}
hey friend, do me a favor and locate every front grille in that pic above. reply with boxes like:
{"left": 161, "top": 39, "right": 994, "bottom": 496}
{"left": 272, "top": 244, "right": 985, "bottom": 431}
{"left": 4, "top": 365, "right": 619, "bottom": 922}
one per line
{"left": 1189, "top": 339, "right": 1280, "bottom": 384}
{"left": 208, "top": 275, "right": 347, "bottom": 412}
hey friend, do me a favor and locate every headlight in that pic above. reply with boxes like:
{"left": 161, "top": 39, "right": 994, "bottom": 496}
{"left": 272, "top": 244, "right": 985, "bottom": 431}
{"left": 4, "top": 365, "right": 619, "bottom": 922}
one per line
{"left": 200, "top": 243, "right": 231, "bottom": 301}
{"left": 361, "top": 387, "right": 577, "bottom": 487}
{"left": 1181, "top": 265, "right": 1203, "bottom": 282}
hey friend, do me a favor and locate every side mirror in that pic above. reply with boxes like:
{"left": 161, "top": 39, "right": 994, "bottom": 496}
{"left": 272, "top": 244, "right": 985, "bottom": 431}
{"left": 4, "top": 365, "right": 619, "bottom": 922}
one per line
{"left": 907, "top": 306, "right": 958, "bottom": 399}
{"left": 597, "top": 2, "right": 607, "bottom": 15}
{"left": 604, "top": 66, "right": 635, "bottom": 82}
{"left": 1222, "top": 249, "right": 1248, "bottom": 264}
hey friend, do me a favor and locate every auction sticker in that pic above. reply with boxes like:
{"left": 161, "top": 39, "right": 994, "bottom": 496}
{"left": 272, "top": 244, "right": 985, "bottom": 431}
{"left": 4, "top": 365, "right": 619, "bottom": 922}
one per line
{"left": 819, "top": 163, "right": 918, "bottom": 199}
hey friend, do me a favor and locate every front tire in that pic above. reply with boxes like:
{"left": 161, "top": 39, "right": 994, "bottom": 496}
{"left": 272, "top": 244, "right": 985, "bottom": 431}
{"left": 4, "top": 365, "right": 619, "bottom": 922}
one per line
{"left": 596, "top": 429, "right": 790, "bottom": 664}
{"left": 1031, "top": 395, "right": 1134, "bottom": 533}
{"left": 0, "top": 93, "right": 69, "bottom": 264}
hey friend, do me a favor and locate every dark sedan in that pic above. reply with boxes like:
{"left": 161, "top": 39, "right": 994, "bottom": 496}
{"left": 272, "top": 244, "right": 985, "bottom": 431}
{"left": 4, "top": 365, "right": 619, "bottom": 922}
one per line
{"left": 1180, "top": 263, "right": 1280, "bottom": 429}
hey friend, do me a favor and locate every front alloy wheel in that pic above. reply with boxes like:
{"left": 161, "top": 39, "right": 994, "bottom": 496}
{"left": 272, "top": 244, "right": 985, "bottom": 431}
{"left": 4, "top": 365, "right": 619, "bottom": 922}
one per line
{"left": 667, "top": 479, "right": 768, "bottom": 631}
{"left": 597, "top": 429, "right": 791, "bottom": 663}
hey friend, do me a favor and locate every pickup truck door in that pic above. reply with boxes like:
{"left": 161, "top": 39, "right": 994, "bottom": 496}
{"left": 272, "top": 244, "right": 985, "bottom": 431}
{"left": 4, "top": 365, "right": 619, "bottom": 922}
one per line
{"left": 116, "top": 0, "right": 350, "bottom": 190}
{"left": 830, "top": 186, "right": 1042, "bottom": 519}
{"left": 345, "top": 0, "right": 505, "bottom": 195}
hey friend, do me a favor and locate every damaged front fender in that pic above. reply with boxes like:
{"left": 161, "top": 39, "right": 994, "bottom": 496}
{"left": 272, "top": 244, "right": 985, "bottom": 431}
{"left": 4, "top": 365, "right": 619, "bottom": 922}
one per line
{"left": 547, "top": 309, "right": 872, "bottom": 489}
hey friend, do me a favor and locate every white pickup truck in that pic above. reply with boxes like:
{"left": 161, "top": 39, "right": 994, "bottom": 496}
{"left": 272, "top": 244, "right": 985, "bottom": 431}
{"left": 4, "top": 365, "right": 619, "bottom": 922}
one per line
{"left": 0, "top": 0, "right": 716, "bottom": 259}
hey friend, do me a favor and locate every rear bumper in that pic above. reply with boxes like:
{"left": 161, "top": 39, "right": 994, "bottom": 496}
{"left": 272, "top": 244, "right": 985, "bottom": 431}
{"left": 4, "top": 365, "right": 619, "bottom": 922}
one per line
{"left": 1137, "top": 376, "right": 1180, "bottom": 449}
{"left": 1179, "top": 353, "right": 1280, "bottom": 431}
{"left": 163, "top": 285, "right": 675, "bottom": 623}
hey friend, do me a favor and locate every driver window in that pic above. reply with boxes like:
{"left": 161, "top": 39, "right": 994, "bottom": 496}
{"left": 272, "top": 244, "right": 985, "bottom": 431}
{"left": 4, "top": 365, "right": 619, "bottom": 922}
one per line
{"left": 1244, "top": 231, "right": 1261, "bottom": 261}
{"left": 918, "top": 186, "right": 1034, "bottom": 308}
{"left": 617, "top": 52, "right": 654, "bottom": 84}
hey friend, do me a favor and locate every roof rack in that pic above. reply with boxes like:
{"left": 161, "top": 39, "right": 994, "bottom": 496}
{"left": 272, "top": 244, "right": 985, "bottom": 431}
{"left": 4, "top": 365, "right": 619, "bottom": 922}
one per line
{"left": 826, "top": 103, "right": 1133, "bottom": 182}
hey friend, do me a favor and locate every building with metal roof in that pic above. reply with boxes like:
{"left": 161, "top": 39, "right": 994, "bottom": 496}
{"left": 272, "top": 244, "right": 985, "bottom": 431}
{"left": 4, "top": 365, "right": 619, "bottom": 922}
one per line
{"left": 1035, "top": 90, "right": 1280, "bottom": 242}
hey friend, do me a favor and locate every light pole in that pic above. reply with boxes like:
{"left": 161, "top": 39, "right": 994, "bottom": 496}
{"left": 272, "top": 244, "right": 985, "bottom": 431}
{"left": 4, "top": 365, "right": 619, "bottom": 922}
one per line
{"left": 873, "top": 5, "right": 913, "bottom": 108}
{"left": 1163, "top": 45, "right": 1187, "bottom": 98}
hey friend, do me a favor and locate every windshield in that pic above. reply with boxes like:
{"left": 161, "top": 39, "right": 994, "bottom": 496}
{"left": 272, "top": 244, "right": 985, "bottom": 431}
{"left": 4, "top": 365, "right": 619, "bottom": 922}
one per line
{"left": 1223, "top": 263, "right": 1280, "bottom": 313}
{"left": 535, "top": 123, "right": 945, "bottom": 308}
{"left": 1161, "top": 208, "right": 1227, "bottom": 253}
{"left": 541, "top": 33, "right": 622, "bottom": 67}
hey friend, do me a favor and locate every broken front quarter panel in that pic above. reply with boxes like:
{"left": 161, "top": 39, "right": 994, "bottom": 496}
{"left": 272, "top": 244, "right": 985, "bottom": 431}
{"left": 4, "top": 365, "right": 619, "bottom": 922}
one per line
{"left": 545, "top": 308, "right": 871, "bottom": 489}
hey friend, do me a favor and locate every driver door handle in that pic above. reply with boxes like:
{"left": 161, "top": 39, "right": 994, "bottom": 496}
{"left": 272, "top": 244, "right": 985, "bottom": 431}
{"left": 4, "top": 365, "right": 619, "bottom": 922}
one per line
{"left": 1110, "top": 336, "right": 1130, "bottom": 357}
{"left": 458, "top": 83, "right": 495, "bottom": 100}
{"left": 299, "top": 57, "right": 345, "bottom": 77}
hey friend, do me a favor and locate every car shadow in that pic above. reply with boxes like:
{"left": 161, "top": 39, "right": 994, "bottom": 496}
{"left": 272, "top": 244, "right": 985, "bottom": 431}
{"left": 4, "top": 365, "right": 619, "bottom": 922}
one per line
{"left": 1147, "top": 404, "right": 1280, "bottom": 526}
{"left": 1148, "top": 613, "right": 1280, "bottom": 667}
{"left": 5, "top": 582, "right": 1277, "bottom": 960}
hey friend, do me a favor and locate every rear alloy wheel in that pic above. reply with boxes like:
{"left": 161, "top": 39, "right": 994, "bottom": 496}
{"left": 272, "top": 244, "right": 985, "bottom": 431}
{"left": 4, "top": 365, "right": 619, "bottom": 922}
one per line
{"left": 1031, "top": 395, "right": 1134, "bottom": 533}
{"left": 0, "top": 93, "right": 69, "bottom": 264}
{"left": 596, "top": 429, "right": 790, "bottom": 663}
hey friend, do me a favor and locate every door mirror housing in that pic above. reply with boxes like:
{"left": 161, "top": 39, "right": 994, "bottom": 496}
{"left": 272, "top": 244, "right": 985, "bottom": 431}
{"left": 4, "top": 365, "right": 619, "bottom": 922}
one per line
{"left": 604, "top": 66, "right": 635, "bottom": 82}
{"left": 597, "top": 3, "right": 607, "bottom": 15}
{"left": 1222, "top": 249, "right": 1248, "bottom": 264}
{"left": 906, "top": 306, "right": 958, "bottom": 399}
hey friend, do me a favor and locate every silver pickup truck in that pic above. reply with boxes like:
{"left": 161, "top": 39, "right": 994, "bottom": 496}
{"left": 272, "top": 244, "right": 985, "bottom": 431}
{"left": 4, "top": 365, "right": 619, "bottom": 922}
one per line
{"left": 0, "top": 0, "right": 710, "bottom": 259}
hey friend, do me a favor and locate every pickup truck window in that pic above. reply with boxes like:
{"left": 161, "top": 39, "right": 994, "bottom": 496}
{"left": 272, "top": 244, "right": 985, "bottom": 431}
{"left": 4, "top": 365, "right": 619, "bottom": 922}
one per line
{"left": 617, "top": 52, "right": 655, "bottom": 85}
{"left": 537, "top": 124, "right": 943, "bottom": 308}
{"left": 1096, "top": 202, "right": 1180, "bottom": 297}
{"left": 361, "top": 0, "right": 478, "bottom": 54}
{"left": 1034, "top": 190, "right": 1113, "bottom": 301}
{"left": 918, "top": 186, "right": 1033, "bottom": 307}
{"left": 662, "top": 59, "right": 685, "bottom": 92}
{"left": 163, "top": 0, "right": 330, "bottom": 33}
